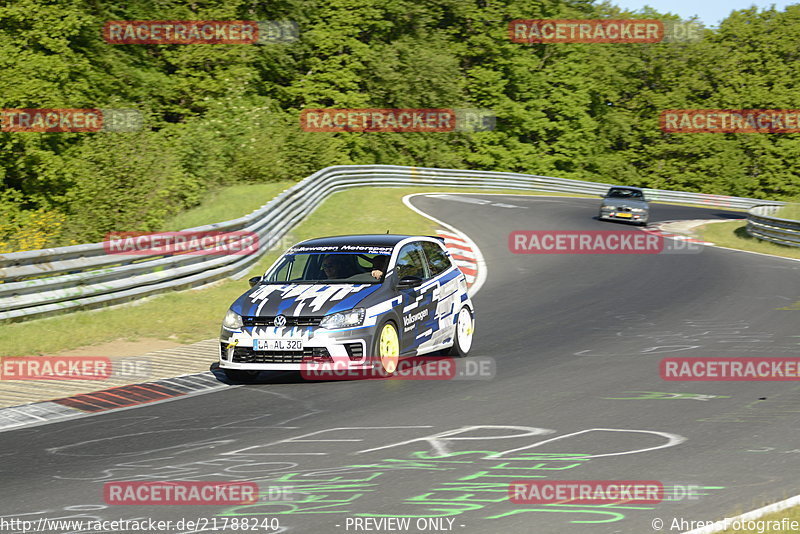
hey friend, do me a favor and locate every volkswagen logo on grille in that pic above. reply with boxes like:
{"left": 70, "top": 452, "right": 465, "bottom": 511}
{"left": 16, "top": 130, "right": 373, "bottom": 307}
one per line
{"left": 274, "top": 315, "right": 287, "bottom": 327}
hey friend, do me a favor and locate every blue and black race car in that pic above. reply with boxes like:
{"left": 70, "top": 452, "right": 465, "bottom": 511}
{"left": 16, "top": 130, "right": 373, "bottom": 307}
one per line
{"left": 219, "top": 234, "right": 475, "bottom": 381}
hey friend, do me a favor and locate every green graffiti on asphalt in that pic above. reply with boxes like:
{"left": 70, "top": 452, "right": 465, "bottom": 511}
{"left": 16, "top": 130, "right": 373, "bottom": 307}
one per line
{"left": 218, "top": 447, "right": 725, "bottom": 524}
{"left": 217, "top": 449, "right": 641, "bottom": 523}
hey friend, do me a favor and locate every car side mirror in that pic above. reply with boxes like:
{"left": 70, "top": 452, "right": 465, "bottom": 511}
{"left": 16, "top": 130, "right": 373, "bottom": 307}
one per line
{"left": 397, "top": 275, "right": 423, "bottom": 289}
{"left": 248, "top": 276, "right": 262, "bottom": 288}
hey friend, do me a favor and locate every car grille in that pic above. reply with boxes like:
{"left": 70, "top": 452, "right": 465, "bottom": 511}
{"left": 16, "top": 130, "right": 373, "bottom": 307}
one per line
{"left": 242, "top": 316, "right": 322, "bottom": 327}
{"left": 615, "top": 206, "right": 632, "bottom": 212}
{"left": 345, "top": 342, "right": 364, "bottom": 361}
{"left": 221, "top": 343, "right": 331, "bottom": 364}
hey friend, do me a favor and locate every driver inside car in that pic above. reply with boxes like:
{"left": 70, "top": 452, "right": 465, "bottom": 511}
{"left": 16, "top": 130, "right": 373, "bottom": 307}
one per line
{"left": 321, "top": 255, "right": 349, "bottom": 279}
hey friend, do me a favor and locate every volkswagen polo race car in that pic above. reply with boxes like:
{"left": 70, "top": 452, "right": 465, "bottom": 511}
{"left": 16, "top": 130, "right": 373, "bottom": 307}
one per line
{"left": 219, "top": 235, "right": 475, "bottom": 381}
{"left": 598, "top": 186, "right": 650, "bottom": 225}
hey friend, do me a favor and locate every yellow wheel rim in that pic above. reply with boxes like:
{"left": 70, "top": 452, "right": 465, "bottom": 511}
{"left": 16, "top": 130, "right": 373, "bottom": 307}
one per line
{"left": 378, "top": 324, "right": 399, "bottom": 373}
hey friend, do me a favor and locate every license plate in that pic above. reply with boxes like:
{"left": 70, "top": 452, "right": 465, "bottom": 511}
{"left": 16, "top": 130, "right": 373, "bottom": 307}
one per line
{"left": 615, "top": 213, "right": 633, "bottom": 218}
{"left": 253, "top": 339, "right": 304, "bottom": 351}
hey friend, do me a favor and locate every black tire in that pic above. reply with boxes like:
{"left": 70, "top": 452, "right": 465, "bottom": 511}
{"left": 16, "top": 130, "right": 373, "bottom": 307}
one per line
{"left": 447, "top": 306, "right": 474, "bottom": 358}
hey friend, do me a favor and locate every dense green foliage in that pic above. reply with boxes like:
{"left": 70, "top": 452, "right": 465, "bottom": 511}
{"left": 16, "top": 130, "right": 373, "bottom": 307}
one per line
{"left": 1, "top": 0, "right": 799, "bottom": 251}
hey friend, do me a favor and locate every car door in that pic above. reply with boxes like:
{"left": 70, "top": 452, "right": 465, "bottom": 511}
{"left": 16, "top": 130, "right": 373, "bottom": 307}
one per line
{"left": 394, "top": 241, "right": 434, "bottom": 354}
{"left": 421, "top": 240, "right": 459, "bottom": 348}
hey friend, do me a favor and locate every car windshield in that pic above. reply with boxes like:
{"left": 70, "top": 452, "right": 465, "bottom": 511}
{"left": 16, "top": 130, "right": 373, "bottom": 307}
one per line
{"left": 606, "top": 189, "right": 644, "bottom": 200}
{"left": 263, "top": 252, "right": 391, "bottom": 284}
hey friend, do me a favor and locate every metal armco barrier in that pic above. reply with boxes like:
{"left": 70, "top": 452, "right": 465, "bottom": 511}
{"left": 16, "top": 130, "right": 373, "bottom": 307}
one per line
{"left": 0, "top": 165, "right": 790, "bottom": 321}
{"left": 746, "top": 205, "right": 800, "bottom": 247}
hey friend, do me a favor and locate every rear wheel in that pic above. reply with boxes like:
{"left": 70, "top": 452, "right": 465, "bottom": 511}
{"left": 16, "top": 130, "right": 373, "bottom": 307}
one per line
{"left": 447, "top": 306, "right": 474, "bottom": 357}
{"left": 373, "top": 322, "right": 400, "bottom": 374}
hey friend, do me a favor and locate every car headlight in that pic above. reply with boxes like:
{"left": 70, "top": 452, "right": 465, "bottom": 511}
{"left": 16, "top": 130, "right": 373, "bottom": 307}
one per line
{"left": 601, "top": 205, "right": 615, "bottom": 210}
{"left": 223, "top": 309, "right": 243, "bottom": 329}
{"left": 320, "top": 308, "right": 365, "bottom": 329}
{"left": 631, "top": 208, "right": 646, "bottom": 213}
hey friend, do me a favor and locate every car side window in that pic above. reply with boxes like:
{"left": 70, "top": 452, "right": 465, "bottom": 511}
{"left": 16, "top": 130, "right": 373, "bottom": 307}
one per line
{"left": 395, "top": 242, "right": 428, "bottom": 280}
{"left": 422, "top": 241, "right": 452, "bottom": 276}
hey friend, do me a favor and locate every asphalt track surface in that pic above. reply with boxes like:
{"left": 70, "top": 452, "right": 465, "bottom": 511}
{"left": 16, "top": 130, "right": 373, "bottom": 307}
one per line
{"left": 2, "top": 195, "right": 799, "bottom": 534}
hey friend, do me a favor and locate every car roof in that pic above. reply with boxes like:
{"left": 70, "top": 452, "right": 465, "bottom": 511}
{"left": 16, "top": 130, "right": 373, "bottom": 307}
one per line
{"left": 607, "top": 186, "right": 645, "bottom": 192}
{"left": 295, "top": 234, "right": 429, "bottom": 248}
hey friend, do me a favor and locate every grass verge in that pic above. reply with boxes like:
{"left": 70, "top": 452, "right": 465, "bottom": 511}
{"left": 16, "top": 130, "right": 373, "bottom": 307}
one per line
{"left": 160, "top": 181, "right": 295, "bottom": 231}
{"left": 775, "top": 203, "right": 800, "bottom": 221}
{"left": 0, "top": 187, "right": 581, "bottom": 356}
{"left": 697, "top": 221, "right": 800, "bottom": 260}
{"left": 719, "top": 504, "right": 800, "bottom": 533}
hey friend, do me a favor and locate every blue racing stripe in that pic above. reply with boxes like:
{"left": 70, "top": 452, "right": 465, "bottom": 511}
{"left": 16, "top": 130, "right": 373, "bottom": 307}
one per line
{"left": 328, "top": 285, "right": 381, "bottom": 314}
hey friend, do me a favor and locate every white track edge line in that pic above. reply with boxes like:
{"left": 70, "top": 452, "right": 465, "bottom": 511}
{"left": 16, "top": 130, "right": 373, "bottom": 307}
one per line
{"left": 682, "top": 494, "right": 800, "bottom": 533}
{"left": 402, "top": 193, "right": 487, "bottom": 298}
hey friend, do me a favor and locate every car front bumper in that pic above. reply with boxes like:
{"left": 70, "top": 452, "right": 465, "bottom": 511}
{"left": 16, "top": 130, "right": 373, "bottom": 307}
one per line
{"left": 219, "top": 325, "right": 377, "bottom": 371}
{"left": 599, "top": 210, "right": 649, "bottom": 223}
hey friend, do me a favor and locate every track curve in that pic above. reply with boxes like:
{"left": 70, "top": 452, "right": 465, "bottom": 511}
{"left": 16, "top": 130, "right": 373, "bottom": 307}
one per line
{"left": 1, "top": 194, "right": 798, "bottom": 534}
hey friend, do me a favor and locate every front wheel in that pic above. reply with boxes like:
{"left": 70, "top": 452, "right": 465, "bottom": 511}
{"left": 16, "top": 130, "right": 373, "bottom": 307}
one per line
{"left": 373, "top": 321, "right": 400, "bottom": 374}
{"left": 447, "top": 307, "right": 474, "bottom": 358}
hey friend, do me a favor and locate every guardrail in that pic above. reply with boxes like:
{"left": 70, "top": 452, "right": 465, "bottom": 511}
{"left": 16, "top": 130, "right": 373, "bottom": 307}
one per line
{"left": 746, "top": 205, "right": 800, "bottom": 247}
{"left": 0, "top": 164, "right": 787, "bottom": 322}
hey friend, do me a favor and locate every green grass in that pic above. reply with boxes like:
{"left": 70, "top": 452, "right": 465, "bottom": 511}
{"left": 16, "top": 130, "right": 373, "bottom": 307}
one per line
{"left": 7, "top": 184, "right": 794, "bottom": 356}
{"left": 719, "top": 506, "right": 800, "bottom": 533}
{"left": 653, "top": 201, "right": 749, "bottom": 212}
{"left": 162, "top": 184, "right": 588, "bottom": 233}
{"left": 160, "top": 182, "right": 294, "bottom": 231}
{"left": 6, "top": 184, "right": 795, "bottom": 356}
{"left": 0, "top": 187, "right": 423, "bottom": 355}
{"left": 697, "top": 221, "right": 800, "bottom": 260}
{"left": 775, "top": 203, "right": 800, "bottom": 221}
{"left": 1, "top": 186, "right": 581, "bottom": 356}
